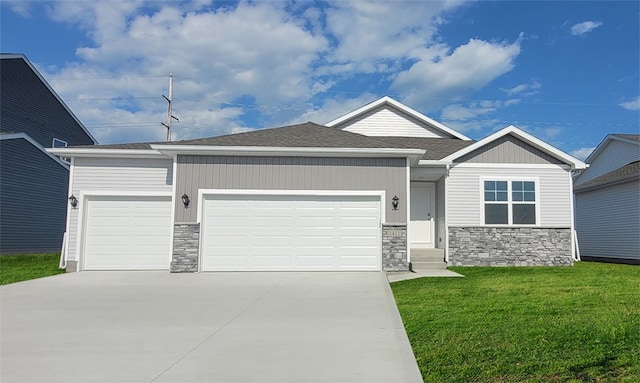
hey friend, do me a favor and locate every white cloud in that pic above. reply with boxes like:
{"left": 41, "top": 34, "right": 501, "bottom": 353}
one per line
{"left": 392, "top": 36, "right": 522, "bottom": 110}
{"left": 5, "top": 0, "right": 31, "bottom": 17}
{"left": 501, "top": 81, "right": 541, "bottom": 96}
{"left": 570, "top": 147, "right": 595, "bottom": 160}
{"left": 619, "top": 96, "right": 640, "bottom": 111}
{"left": 441, "top": 102, "right": 499, "bottom": 121}
{"left": 570, "top": 21, "right": 603, "bottom": 36}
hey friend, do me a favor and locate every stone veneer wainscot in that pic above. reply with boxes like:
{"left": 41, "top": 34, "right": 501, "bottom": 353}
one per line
{"left": 171, "top": 223, "right": 200, "bottom": 272}
{"left": 448, "top": 227, "right": 573, "bottom": 266}
{"left": 382, "top": 224, "right": 409, "bottom": 271}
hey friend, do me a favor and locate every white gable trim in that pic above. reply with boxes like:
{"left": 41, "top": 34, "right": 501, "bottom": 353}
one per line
{"left": 441, "top": 125, "right": 587, "bottom": 170}
{"left": 325, "top": 96, "right": 471, "bottom": 141}
{"left": 1, "top": 133, "right": 70, "bottom": 169}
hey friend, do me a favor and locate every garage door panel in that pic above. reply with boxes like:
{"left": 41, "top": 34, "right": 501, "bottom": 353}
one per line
{"left": 202, "top": 194, "right": 381, "bottom": 271}
{"left": 83, "top": 196, "right": 171, "bottom": 270}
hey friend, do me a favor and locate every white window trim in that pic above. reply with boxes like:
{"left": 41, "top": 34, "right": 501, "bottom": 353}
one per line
{"left": 479, "top": 177, "right": 540, "bottom": 227}
{"left": 52, "top": 137, "right": 68, "bottom": 148}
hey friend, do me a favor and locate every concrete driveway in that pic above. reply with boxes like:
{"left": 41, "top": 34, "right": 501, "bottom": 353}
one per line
{"left": 1, "top": 271, "right": 422, "bottom": 383}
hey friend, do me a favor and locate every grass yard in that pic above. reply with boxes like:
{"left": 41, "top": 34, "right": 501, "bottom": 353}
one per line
{"left": 391, "top": 262, "right": 640, "bottom": 382}
{"left": 0, "top": 253, "right": 65, "bottom": 285}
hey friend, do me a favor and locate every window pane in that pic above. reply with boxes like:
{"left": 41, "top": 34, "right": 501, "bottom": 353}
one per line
{"left": 513, "top": 204, "right": 536, "bottom": 224}
{"left": 524, "top": 181, "right": 535, "bottom": 191}
{"left": 484, "top": 181, "right": 495, "bottom": 191}
{"left": 512, "top": 181, "right": 523, "bottom": 191}
{"left": 512, "top": 192, "right": 523, "bottom": 201}
{"left": 524, "top": 191, "right": 535, "bottom": 202}
{"left": 485, "top": 204, "right": 508, "bottom": 224}
{"left": 496, "top": 181, "right": 507, "bottom": 191}
{"left": 497, "top": 191, "right": 508, "bottom": 201}
{"left": 485, "top": 191, "right": 495, "bottom": 201}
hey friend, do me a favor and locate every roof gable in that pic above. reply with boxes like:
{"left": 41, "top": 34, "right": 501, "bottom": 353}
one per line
{"left": 584, "top": 134, "right": 640, "bottom": 164}
{"left": 442, "top": 125, "right": 587, "bottom": 169}
{"left": 326, "top": 96, "right": 470, "bottom": 140}
{"left": 0, "top": 54, "right": 97, "bottom": 146}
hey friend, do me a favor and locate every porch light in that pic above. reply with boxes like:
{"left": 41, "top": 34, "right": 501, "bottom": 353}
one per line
{"left": 68, "top": 195, "right": 78, "bottom": 208}
{"left": 181, "top": 194, "right": 190, "bottom": 207}
{"left": 392, "top": 195, "right": 399, "bottom": 210}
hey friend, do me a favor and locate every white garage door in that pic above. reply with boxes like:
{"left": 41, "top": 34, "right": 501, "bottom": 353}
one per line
{"left": 201, "top": 193, "right": 381, "bottom": 271}
{"left": 83, "top": 195, "right": 172, "bottom": 270}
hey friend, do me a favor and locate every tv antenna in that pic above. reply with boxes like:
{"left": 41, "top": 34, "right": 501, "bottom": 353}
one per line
{"left": 161, "top": 73, "right": 179, "bottom": 141}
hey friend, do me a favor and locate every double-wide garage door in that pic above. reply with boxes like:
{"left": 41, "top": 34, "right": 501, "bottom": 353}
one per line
{"left": 201, "top": 194, "right": 382, "bottom": 271}
{"left": 83, "top": 196, "right": 172, "bottom": 270}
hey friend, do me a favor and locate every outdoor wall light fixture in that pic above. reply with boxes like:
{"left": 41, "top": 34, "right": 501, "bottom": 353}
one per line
{"left": 392, "top": 195, "right": 399, "bottom": 210}
{"left": 181, "top": 194, "right": 190, "bottom": 208}
{"left": 68, "top": 195, "right": 78, "bottom": 208}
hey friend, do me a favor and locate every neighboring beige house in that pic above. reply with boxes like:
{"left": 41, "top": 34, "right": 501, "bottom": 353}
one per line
{"left": 49, "top": 96, "right": 586, "bottom": 272}
{"left": 574, "top": 134, "right": 640, "bottom": 264}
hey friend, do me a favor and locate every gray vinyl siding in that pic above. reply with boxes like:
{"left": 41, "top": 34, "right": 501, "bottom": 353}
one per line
{"left": 575, "top": 140, "right": 640, "bottom": 186}
{"left": 66, "top": 157, "right": 173, "bottom": 262}
{"left": 0, "top": 138, "right": 69, "bottom": 254}
{"left": 457, "top": 135, "right": 563, "bottom": 164}
{"left": 175, "top": 156, "right": 407, "bottom": 223}
{"left": 575, "top": 180, "right": 640, "bottom": 261}
{"left": 0, "top": 57, "right": 94, "bottom": 147}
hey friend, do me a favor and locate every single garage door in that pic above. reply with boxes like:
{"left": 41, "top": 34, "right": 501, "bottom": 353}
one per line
{"left": 201, "top": 193, "right": 382, "bottom": 271}
{"left": 83, "top": 195, "right": 172, "bottom": 270}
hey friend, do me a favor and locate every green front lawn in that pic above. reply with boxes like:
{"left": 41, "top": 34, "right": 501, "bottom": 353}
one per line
{"left": 0, "top": 253, "right": 65, "bottom": 285}
{"left": 391, "top": 262, "right": 640, "bottom": 382}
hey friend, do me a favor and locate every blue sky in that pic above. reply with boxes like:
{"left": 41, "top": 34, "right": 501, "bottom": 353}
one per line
{"left": 2, "top": 0, "right": 638, "bottom": 159}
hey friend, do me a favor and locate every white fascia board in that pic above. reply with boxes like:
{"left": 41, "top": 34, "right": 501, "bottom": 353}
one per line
{"left": 150, "top": 144, "right": 425, "bottom": 161}
{"left": 416, "top": 160, "right": 451, "bottom": 167}
{"left": 46, "top": 147, "right": 167, "bottom": 159}
{"left": 441, "top": 125, "right": 588, "bottom": 170}
{"left": 325, "top": 96, "right": 471, "bottom": 141}
{"left": 1, "top": 133, "right": 69, "bottom": 169}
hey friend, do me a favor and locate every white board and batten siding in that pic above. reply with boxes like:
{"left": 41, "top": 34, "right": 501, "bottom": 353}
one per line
{"left": 575, "top": 180, "right": 640, "bottom": 261}
{"left": 334, "top": 105, "right": 452, "bottom": 138}
{"left": 447, "top": 165, "right": 572, "bottom": 227}
{"left": 575, "top": 139, "right": 640, "bottom": 186}
{"left": 67, "top": 157, "right": 173, "bottom": 266}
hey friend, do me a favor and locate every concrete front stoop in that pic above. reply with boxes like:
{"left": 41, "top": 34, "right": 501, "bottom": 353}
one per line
{"left": 410, "top": 248, "right": 447, "bottom": 271}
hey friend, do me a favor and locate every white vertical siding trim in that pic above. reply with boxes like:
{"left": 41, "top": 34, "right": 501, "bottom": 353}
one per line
{"left": 444, "top": 165, "right": 450, "bottom": 263}
{"left": 576, "top": 140, "right": 640, "bottom": 185}
{"left": 447, "top": 165, "right": 572, "bottom": 227}
{"left": 64, "top": 157, "right": 76, "bottom": 270}
{"left": 569, "top": 173, "right": 576, "bottom": 260}
{"left": 169, "top": 155, "right": 178, "bottom": 258}
{"left": 66, "top": 157, "right": 173, "bottom": 262}
{"left": 406, "top": 157, "right": 412, "bottom": 263}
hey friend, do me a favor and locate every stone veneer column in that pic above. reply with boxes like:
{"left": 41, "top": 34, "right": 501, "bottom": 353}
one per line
{"left": 171, "top": 223, "right": 200, "bottom": 272}
{"left": 382, "top": 224, "right": 409, "bottom": 271}
{"left": 448, "top": 227, "right": 573, "bottom": 266}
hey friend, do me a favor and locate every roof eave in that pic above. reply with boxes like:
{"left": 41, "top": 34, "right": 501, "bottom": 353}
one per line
{"left": 150, "top": 144, "right": 425, "bottom": 160}
{"left": 46, "top": 147, "right": 166, "bottom": 159}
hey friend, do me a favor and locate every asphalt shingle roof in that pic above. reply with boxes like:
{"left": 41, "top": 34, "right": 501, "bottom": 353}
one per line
{"left": 612, "top": 134, "right": 640, "bottom": 142}
{"left": 68, "top": 122, "right": 473, "bottom": 160}
{"left": 575, "top": 161, "right": 640, "bottom": 192}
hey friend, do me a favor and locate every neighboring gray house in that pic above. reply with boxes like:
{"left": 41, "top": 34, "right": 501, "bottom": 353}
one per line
{"left": 0, "top": 54, "right": 96, "bottom": 254}
{"left": 574, "top": 134, "right": 640, "bottom": 264}
{"left": 49, "top": 96, "right": 586, "bottom": 272}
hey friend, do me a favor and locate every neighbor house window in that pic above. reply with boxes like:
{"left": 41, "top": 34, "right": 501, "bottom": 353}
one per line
{"left": 484, "top": 180, "right": 536, "bottom": 225}
{"left": 52, "top": 138, "right": 70, "bottom": 163}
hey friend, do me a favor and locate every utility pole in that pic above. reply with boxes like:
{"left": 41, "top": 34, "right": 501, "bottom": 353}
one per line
{"left": 161, "top": 73, "right": 179, "bottom": 141}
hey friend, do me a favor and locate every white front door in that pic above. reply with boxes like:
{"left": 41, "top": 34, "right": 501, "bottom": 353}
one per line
{"left": 410, "top": 182, "right": 435, "bottom": 249}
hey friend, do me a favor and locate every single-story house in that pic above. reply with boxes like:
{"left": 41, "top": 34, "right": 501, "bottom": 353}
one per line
{"left": 49, "top": 96, "right": 586, "bottom": 272}
{"left": 574, "top": 134, "right": 640, "bottom": 264}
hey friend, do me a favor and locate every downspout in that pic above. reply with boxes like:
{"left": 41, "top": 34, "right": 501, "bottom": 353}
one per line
{"left": 444, "top": 163, "right": 450, "bottom": 265}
